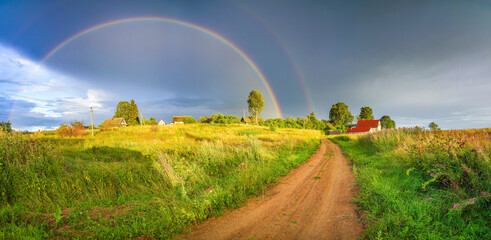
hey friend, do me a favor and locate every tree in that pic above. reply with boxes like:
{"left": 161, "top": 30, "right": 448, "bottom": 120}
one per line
{"left": 146, "top": 117, "right": 158, "bottom": 125}
{"left": 128, "top": 99, "right": 139, "bottom": 126}
{"left": 247, "top": 89, "right": 264, "bottom": 123}
{"left": 183, "top": 117, "right": 198, "bottom": 124}
{"left": 113, "top": 101, "right": 131, "bottom": 123}
{"left": 113, "top": 100, "right": 139, "bottom": 126}
{"left": 0, "top": 121, "right": 12, "bottom": 133}
{"left": 429, "top": 122, "right": 439, "bottom": 130}
{"left": 358, "top": 106, "right": 374, "bottom": 120}
{"left": 329, "top": 102, "right": 354, "bottom": 130}
{"left": 380, "top": 115, "right": 396, "bottom": 129}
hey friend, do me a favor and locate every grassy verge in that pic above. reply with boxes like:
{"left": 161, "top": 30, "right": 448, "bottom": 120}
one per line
{"left": 332, "top": 129, "right": 490, "bottom": 239}
{"left": 0, "top": 124, "right": 321, "bottom": 239}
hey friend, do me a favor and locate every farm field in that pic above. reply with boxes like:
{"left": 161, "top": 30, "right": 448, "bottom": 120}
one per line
{"left": 332, "top": 128, "right": 490, "bottom": 239}
{"left": 0, "top": 124, "right": 322, "bottom": 239}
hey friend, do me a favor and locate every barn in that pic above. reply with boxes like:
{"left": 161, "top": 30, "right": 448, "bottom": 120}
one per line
{"left": 102, "top": 118, "right": 127, "bottom": 128}
{"left": 347, "top": 120, "right": 381, "bottom": 133}
{"left": 172, "top": 116, "right": 191, "bottom": 124}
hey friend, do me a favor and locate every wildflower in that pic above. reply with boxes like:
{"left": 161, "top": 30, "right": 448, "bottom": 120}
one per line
{"left": 453, "top": 204, "right": 458, "bottom": 209}
{"left": 430, "top": 173, "right": 434, "bottom": 177}
{"left": 465, "top": 136, "right": 469, "bottom": 139}
{"left": 477, "top": 145, "right": 482, "bottom": 149}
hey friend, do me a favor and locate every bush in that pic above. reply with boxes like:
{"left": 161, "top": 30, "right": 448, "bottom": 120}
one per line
{"left": 56, "top": 122, "right": 87, "bottom": 137}
{"left": 184, "top": 117, "right": 198, "bottom": 124}
{"left": 0, "top": 121, "right": 12, "bottom": 133}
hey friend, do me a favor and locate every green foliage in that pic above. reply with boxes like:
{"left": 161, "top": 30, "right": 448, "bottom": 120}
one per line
{"left": 145, "top": 117, "right": 158, "bottom": 125}
{"left": 0, "top": 121, "right": 12, "bottom": 133}
{"left": 260, "top": 113, "right": 331, "bottom": 132}
{"left": 113, "top": 100, "right": 139, "bottom": 126}
{"left": 358, "top": 106, "right": 374, "bottom": 120}
{"left": 329, "top": 102, "right": 354, "bottom": 130}
{"left": 429, "top": 121, "right": 439, "bottom": 130}
{"left": 113, "top": 101, "right": 130, "bottom": 123}
{"left": 183, "top": 117, "right": 198, "bottom": 124}
{"left": 54, "top": 208, "right": 63, "bottom": 224}
{"left": 332, "top": 128, "right": 491, "bottom": 239}
{"left": 380, "top": 115, "right": 396, "bottom": 129}
{"left": 200, "top": 114, "right": 240, "bottom": 124}
{"left": 128, "top": 99, "right": 140, "bottom": 126}
{"left": 247, "top": 90, "right": 264, "bottom": 119}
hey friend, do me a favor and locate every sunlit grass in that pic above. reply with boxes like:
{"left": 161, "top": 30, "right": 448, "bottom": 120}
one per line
{"left": 333, "top": 128, "right": 490, "bottom": 239}
{"left": 0, "top": 124, "right": 321, "bottom": 239}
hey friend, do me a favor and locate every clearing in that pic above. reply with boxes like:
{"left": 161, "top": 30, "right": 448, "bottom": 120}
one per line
{"left": 179, "top": 139, "right": 362, "bottom": 239}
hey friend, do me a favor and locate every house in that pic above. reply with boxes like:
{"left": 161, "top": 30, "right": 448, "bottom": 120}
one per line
{"left": 241, "top": 116, "right": 263, "bottom": 123}
{"left": 172, "top": 116, "right": 191, "bottom": 124}
{"left": 347, "top": 119, "right": 381, "bottom": 133}
{"left": 158, "top": 120, "right": 166, "bottom": 126}
{"left": 102, "top": 118, "right": 127, "bottom": 128}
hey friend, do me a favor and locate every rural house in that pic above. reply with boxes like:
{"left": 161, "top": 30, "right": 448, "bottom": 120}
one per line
{"left": 102, "top": 118, "right": 127, "bottom": 128}
{"left": 158, "top": 120, "right": 166, "bottom": 126}
{"left": 172, "top": 116, "right": 191, "bottom": 124}
{"left": 241, "top": 116, "right": 264, "bottom": 124}
{"left": 347, "top": 119, "right": 381, "bottom": 133}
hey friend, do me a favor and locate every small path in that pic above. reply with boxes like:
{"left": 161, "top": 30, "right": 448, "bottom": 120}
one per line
{"left": 178, "top": 139, "right": 362, "bottom": 240}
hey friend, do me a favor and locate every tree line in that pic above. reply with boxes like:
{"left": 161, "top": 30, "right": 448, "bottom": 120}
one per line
{"left": 107, "top": 90, "right": 397, "bottom": 132}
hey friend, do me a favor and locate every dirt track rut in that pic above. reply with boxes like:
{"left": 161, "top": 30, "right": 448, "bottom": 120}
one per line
{"left": 179, "top": 139, "right": 362, "bottom": 240}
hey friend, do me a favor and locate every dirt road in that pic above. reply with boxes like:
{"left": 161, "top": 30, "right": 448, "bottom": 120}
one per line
{"left": 179, "top": 139, "right": 362, "bottom": 240}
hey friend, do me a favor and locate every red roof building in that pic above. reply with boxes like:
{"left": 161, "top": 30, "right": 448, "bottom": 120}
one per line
{"left": 347, "top": 120, "right": 381, "bottom": 133}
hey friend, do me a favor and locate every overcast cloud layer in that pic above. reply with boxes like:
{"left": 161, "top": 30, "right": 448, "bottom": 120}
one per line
{"left": 1, "top": 0, "right": 490, "bottom": 130}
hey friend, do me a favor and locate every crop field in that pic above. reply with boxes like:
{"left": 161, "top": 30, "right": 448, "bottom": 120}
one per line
{"left": 0, "top": 124, "right": 322, "bottom": 239}
{"left": 333, "top": 128, "right": 490, "bottom": 239}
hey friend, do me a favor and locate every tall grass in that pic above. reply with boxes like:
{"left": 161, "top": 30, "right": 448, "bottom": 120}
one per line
{"left": 333, "top": 128, "right": 490, "bottom": 239}
{"left": 0, "top": 124, "right": 321, "bottom": 239}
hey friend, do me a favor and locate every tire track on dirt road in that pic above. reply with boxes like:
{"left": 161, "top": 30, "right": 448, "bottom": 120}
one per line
{"left": 178, "top": 139, "right": 362, "bottom": 239}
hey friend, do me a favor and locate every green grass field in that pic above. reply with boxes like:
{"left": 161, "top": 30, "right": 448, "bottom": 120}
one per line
{"left": 332, "top": 128, "right": 490, "bottom": 239}
{"left": 0, "top": 124, "right": 322, "bottom": 239}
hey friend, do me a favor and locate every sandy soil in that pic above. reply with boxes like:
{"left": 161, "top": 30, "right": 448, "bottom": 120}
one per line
{"left": 178, "top": 139, "right": 362, "bottom": 240}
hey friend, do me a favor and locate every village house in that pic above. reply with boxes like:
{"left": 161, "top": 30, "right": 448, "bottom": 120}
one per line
{"left": 241, "top": 116, "right": 264, "bottom": 124}
{"left": 101, "top": 118, "right": 127, "bottom": 128}
{"left": 171, "top": 116, "right": 191, "bottom": 124}
{"left": 347, "top": 119, "right": 381, "bottom": 133}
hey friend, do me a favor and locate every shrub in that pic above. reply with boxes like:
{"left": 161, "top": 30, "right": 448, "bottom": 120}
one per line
{"left": 184, "top": 117, "right": 198, "bottom": 124}
{"left": 56, "top": 122, "right": 87, "bottom": 137}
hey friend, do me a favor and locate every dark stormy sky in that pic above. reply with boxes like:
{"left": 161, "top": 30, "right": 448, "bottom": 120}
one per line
{"left": 1, "top": 0, "right": 490, "bottom": 130}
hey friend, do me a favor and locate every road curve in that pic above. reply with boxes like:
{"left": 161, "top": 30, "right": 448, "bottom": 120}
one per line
{"left": 178, "top": 139, "right": 362, "bottom": 240}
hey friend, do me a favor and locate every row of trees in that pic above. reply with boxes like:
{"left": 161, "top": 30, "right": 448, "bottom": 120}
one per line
{"left": 109, "top": 91, "right": 396, "bottom": 133}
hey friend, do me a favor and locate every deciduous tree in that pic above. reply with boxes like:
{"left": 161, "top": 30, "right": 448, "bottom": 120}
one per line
{"left": 247, "top": 90, "right": 264, "bottom": 123}
{"left": 113, "top": 101, "right": 131, "bottom": 123}
{"left": 380, "top": 115, "right": 396, "bottom": 129}
{"left": 429, "top": 122, "right": 439, "bottom": 130}
{"left": 329, "top": 102, "right": 354, "bottom": 130}
{"left": 358, "top": 106, "right": 374, "bottom": 120}
{"left": 113, "top": 100, "right": 139, "bottom": 125}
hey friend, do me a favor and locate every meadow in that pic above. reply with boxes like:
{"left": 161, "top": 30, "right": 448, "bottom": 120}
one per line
{"left": 332, "top": 128, "right": 490, "bottom": 239}
{"left": 0, "top": 124, "right": 322, "bottom": 239}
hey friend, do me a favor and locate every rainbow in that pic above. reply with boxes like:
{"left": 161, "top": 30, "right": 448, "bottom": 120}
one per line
{"left": 230, "top": 1, "right": 314, "bottom": 114}
{"left": 39, "top": 17, "right": 283, "bottom": 118}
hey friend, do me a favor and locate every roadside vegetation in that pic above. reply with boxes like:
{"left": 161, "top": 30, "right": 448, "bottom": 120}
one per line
{"left": 332, "top": 128, "right": 490, "bottom": 239}
{"left": 0, "top": 124, "right": 321, "bottom": 239}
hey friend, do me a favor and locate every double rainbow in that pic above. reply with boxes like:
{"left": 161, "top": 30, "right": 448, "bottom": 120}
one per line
{"left": 39, "top": 17, "right": 283, "bottom": 118}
